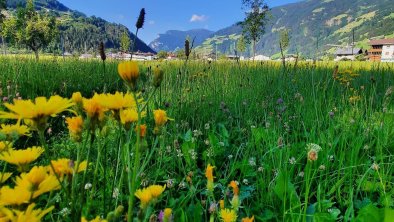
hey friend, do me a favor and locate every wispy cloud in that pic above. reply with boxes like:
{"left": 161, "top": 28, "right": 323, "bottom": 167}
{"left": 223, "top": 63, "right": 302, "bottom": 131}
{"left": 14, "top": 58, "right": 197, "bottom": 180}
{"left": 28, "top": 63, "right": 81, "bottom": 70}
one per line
{"left": 190, "top": 14, "right": 208, "bottom": 22}
{"left": 148, "top": 20, "right": 155, "bottom": 25}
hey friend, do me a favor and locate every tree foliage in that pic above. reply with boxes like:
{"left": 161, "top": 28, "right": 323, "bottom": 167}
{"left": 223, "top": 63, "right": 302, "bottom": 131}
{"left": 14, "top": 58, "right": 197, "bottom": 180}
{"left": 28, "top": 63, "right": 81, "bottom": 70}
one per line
{"left": 157, "top": 50, "right": 168, "bottom": 60}
{"left": 0, "top": 0, "right": 6, "bottom": 24}
{"left": 240, "top": 0, "right": 270, "bottom": 58}
{"left": 2, "top": 0, "right": 58, "bottom": 59}
{"left": 279, "top": 29, "right": 290, "bottom": 68}
{"left": 120, "top": 31, "right": 131, "bottom": 53}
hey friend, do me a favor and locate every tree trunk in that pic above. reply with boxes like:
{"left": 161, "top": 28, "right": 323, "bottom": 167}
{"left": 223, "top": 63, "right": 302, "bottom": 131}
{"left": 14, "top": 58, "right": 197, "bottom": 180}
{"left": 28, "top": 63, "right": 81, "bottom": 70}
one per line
{"left": 280, "top": 43, "right": 286, "bottom": 70}
{"left": 252, "top": 40, "right": 256, "bottom": 61}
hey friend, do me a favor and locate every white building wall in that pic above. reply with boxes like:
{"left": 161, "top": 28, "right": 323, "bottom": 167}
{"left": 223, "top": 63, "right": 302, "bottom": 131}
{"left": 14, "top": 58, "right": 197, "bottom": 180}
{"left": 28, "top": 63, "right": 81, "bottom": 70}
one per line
{"left": 381, "top": 44, "right": 394, "bottom": 62}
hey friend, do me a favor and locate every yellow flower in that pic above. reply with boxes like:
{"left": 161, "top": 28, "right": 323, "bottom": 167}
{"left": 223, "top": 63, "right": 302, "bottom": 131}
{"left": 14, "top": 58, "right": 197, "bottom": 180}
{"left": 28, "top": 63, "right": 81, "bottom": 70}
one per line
{"left": 0, "top": 141, "right": 11, "bottom": 152}
{"left": 135, "top": 124, "right": 147, "bottom": 138}
{"left": 0, "top": 146, "right": 44, "bottom": 171}
{"left": 0, "top": 172, "right": 12, "bottom": 184}
{"left": 83, "top": 94, "right": 108, "bottom": 122}
{"left": 153, "top": 109, "right": 173, "bottom": 127}
{"left": 206, "top": 164, "right": 215, "bottom": 192}
{"left": 135, "top": 188, "right": 152, "bottom": 209}
{"left": 219, "top": 200, "right": 225, "bottom": 209}
{"left": 0, "top": 186, "right": 31, "bottom": 205}
{"left": 72, "top": 92, "right": 83, "bottom": 104}
{"left": 242, "top": 216, "right": 254, "bottom": 222}
{"left": 163, "top": 208, "right": 172, "bottom": 222}
{"left": 49, "top": 159, "right": 87, "bottom": 177}
{"left": 15, "top": 166, "right": 60, "bottom": 198}
{"left": 98, "top": 92, "right": 136, "bottom": 111}
{"left": 66, "top": 116, "right": 84, "bottom": 142}
{"left": 0, "top": 96, "right": 74, "bottom": 130}
{"left": 118, "top": 61, "right": 139, "bottom": 87}
{"left": 205, "top": 164, "right": 214, "bottom": 182}
{"left": 0, "top": 124, "right": 30, "bottom": 139}
{"left": 1, "top": 203, "right": 54, "bottom": 222}
{"left": 81, "top": 216, "right": 108, "bottom": 222}
{"left": 220, "top": 209, "right": 237, "bottom": 222}
{"left": 229, "top": 181, "right": 239, "bottom": 196}
{"left": 120, "top": 108, "right": 138, "bottom": 125}
{"left": 148, "top": 184, "right": 166, "bottom": 198}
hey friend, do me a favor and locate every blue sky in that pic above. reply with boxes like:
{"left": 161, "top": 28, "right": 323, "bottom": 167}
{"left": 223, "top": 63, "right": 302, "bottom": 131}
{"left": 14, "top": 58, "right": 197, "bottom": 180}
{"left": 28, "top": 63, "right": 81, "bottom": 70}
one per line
{"left": 58, "top": 0, "right": 301, "bottom": 44}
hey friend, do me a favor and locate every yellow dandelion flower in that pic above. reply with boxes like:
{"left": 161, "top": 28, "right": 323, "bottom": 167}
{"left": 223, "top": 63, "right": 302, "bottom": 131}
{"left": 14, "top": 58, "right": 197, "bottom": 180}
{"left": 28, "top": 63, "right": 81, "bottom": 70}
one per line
{"left": 0, "top": 146, "right": 44, "bottom": 171}
{"left": 205, "top": 164, "right": 214, "bottom": 182}
{"left": 220, "top": 209, "right": 237, "bottom": 222}
{"left": 72, "top": 92, "right": 83, "bottom": 104}
{"left": 0, "top": 96, "right": 74, "bottom": 130}
{"left": 242, "top": 216, "right": 254, "bottom": 222}
{"left": 163, "top": 208, "right": 172, "bottom": 222}
{"left": 1, "top": 203, "right": 54, "bottom": 222}
{"left": 83, "top": 94, "right": 108, "bottom": 122}
{"left": 15, "top": 166, "right": 60, "bottom": 198}
{"left": 229, "top": 181, "right": 239, "bottom": 196}
{"left": 0, "top": 186, "right": 31, "bottom": 206}
{"left": 118, "top": 61, "right": 139, "bottom": 87}
{"left": 0, "top": 124, "right": 30, "bottom": 138}
{"left": 81, "top": 216, "right": 108, "bottom": 222}
{"left": 153, "top": 109, "right": 173, "bottom": 127}
{"left": 99, "top": 92, "right": 136, "bottom": 111}
{"left": 206, "top": 164, "right": 215, "bottom": 192}
{"left": 135, "top": 188, "right": 152, "bottom": 209}
{"left": 65, "top": 116, "right": 84, "bottom": 142}
{"left": 219, "top": 200, "right": 225, "bottom": 209}
{"left": 49, "top": 159, "right": 87, "bottom": 177}
{"left": 135, "top": 124, "right": 147, "bottom": 138}
{"left": 0, "top": 172, "right": 12, "bottom": 184}
{"left": 148, "top": 184, "right": 166, "bottom": 198}
{"left": 0, "top": 141, "right": 11, "bottom": 152}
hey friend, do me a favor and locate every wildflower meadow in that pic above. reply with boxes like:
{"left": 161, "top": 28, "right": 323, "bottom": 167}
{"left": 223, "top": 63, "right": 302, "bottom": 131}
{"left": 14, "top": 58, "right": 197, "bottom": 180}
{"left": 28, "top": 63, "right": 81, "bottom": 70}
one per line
{"left": 0, "top": 55, "right": 393, "bottom": 222}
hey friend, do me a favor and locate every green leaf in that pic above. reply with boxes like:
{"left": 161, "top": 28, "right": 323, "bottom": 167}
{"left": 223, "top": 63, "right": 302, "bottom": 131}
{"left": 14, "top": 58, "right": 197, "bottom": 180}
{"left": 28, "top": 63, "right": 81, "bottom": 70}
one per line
{"left": 273, "top": 171, "right": 300, "bottom": 207}
{"left": 355, "top": 204, "right": 382, "bottom": 222}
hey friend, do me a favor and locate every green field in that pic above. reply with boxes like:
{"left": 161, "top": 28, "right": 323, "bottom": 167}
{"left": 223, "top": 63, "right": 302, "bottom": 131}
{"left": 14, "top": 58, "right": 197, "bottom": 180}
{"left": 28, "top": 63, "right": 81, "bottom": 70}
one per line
{"left": 0, "top": 56, "right": 393, "bottom": 221}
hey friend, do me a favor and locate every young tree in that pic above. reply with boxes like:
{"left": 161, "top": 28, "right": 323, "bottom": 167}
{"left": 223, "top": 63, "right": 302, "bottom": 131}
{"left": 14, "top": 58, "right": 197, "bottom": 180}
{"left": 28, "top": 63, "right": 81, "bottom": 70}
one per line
{"left": 237, "top": 35, "right": 247, "bottom": 58}
{"left": 2, "top": 0, "right": 58, "bottom": 60}
{"left": 120, "top": 31, "right": 131, "bottom": 53}
{"left": 279, "top": 29, "right": 290, "bottom": 69}
{"left": 240, "top": 0, "right": 270, "bottom": 60}
{"left": 157, "top": 50, "right": 168, "bottom": 60}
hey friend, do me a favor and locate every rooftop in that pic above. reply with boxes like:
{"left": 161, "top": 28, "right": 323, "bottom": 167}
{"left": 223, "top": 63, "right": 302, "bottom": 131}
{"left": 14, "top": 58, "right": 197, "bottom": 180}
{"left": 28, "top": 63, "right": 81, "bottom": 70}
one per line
{"left": 335, "top": 47, "right": 362, "bottom": 55}
{"left": 369, "top": 38, "right": 394, "bottom": 45}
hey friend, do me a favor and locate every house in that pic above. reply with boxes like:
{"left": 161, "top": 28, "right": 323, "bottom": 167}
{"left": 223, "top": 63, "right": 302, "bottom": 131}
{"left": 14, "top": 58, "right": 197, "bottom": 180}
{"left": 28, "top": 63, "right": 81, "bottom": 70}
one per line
{"left": 250, "top": 55, "right": 270, "bottom": 61}
{"left": 368, "top": 38, "right": 394, "bottom": 62}
{"left": 132, "top": 51, "right": 156, "bottom": 61}
{"left": 79, "top": 54, "right": 93, "bottom": 59}
{"left": 334, "top": 47, "right": 362, "bottom": 61}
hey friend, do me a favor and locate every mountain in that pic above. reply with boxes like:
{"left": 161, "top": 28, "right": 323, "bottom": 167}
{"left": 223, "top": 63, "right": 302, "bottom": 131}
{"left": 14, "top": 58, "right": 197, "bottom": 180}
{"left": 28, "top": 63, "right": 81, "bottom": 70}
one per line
{"left": 4, "top": 0, "right": 155, "bottom": 54}
{"left": 195, "top": 0, "right": 394, "bottom": 58}
{"left": 149, "top": 29, "right": 214, "bottom": 52}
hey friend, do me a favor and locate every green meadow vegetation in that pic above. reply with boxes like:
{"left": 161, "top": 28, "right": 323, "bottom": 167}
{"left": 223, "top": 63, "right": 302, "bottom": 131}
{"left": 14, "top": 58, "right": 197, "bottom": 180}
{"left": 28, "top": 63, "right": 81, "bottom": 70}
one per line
{"left": 0, "top": 56, "right": 393, "bottom": 221}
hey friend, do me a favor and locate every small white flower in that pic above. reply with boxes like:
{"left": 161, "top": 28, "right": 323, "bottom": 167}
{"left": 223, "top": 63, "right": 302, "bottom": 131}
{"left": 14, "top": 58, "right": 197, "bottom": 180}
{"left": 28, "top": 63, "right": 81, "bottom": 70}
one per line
{"left": 289, "top": 157, "right": 296, "bottom": 165}
{"left": 319, "top": 165, "right": 326, "bottom": 171}
{"left": 248, "top": 157, "right": 256, "bottom": 166}
{"left": 258, "top": 166, "right": 264, "bottom": 172}
{"left": 204, "top": 139, "right": 210, "bottom": 146}
{"left": 228, "top": 155, "right": 233, "bottom": 159}
{"left": 84, "top": 183, "right": 92, "bottom": 190}
{"left": 298, "top": 171, "right": 304, "bottom": 178}
{"left": 112, "top": 188, "right": 120, "bottom": 199}
{"left": 59, "top": 208, "right": 71, "bottom": 217}
{"left": 179, "top": 182, "right": 186, "bottom": 189}
{"left": 205, "top": 123, "right": 210, "bottom": 130}
{"left": 371, "top": 162, "right": 379, "bottom": 171}
{"left": 218, "top": 142, "right": 225, "bottom": 147}
{"left": 243, "top": 179, "right": 249, "bottom": 185}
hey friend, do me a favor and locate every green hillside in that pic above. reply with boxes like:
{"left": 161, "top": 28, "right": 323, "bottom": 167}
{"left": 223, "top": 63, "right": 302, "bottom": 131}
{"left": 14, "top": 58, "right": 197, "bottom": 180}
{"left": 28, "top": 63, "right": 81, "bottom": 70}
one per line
{"left": 3, "top": 0, "right": 155, "bottom": 54}
{"left": 196, "top": 0, "right": 394, "bottom": 58}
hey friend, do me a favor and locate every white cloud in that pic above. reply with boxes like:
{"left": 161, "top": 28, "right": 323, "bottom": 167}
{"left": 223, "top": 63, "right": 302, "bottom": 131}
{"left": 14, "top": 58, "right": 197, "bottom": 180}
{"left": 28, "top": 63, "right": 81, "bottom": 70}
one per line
{"left": 190, "top": 14, "right": 208, "bottom": 22}
{"left": 148, "top": 20, "right": 155, "bottom": 25}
